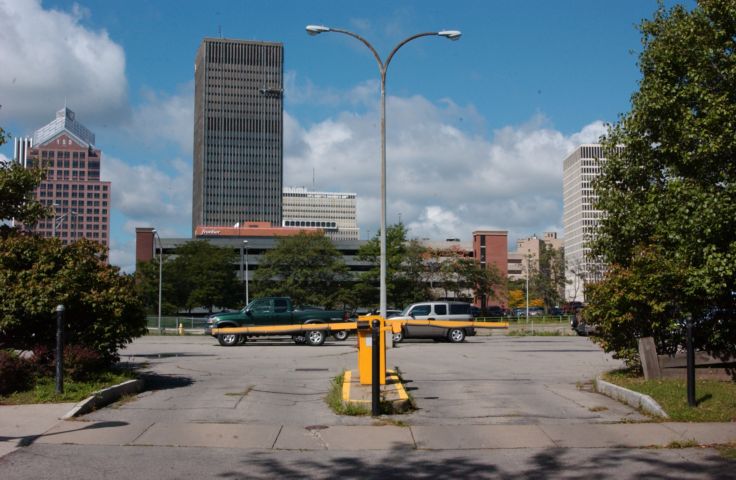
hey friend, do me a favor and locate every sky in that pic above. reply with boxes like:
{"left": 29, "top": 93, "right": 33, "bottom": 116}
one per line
{"left": 0, "top": 0, "right": 693, "bottom": 272}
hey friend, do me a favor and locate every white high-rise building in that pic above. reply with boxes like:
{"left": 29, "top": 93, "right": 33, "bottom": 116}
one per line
{"left": 282, "top": 187, "right": 359, "bottom": 240}
{"left": 562, "top": 145, "right": 620, "bottom": 302}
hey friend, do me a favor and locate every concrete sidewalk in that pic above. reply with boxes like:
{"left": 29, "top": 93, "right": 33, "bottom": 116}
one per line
{"left": 2, "top": 403, "right": 735, "bottom": 454}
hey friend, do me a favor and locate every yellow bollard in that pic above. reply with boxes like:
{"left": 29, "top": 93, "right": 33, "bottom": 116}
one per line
{"left": 178, "top": 323, "right": 184, "bottom": 335}
{"left": 357, "top": 315, "right": 386, "bottom": 385}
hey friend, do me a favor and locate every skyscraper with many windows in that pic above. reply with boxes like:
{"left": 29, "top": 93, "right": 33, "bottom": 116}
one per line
{"left": 17, "top": 107, "right": 111, "bottom": 248}
{"left": 562, "top": 144, "right": 622, "bottom": 301}
{"left": 192, "top": 38, "right": 284, "bottom": 232}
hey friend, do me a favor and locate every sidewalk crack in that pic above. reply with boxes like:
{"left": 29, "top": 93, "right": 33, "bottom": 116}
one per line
{"left": 128, "top": 422, "right": 156, "bottom": 445}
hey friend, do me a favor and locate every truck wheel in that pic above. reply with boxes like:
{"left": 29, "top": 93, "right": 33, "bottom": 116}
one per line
{"left": 217, "top": 333, "right": 240, "bottom": 346}
{"left": 332, "top": 330, "right": 350, "bottom": 341}
{"left": 238, "top": 335, "right": 248, "bottom": 345}
{"left": 305, "top": 330, "right": 326, "bottom": 346}
{"left": 292, "top": 334, "right": 307, "bottom": 344}
{"left": 448, "top": 328, "right": 466, "bottom": 343}
{"left": 392, "top": 330, "right": 404, "bottom": 344}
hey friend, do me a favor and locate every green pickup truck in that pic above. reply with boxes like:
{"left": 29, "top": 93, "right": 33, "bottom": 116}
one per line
{"left": 205, "top": 297, "right": 351, "bottom": 346}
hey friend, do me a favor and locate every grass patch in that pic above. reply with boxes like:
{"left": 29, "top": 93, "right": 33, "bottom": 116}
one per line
{"left": 716, "top": 442, "right": 736, "bottom": 460}
{"left": 666, "top": 439, "right": 700, "bottom": 449}
{"left": 508, "top": 329, "right": 563, "bottom": 337}
{"left": 326, "top": 372, "right": 370, "bottom": 416}
{"left": 602, "top": 370, "right": 736, "bottom": 422}
{"left": 0, "top": 370, "right": 136, "bottom": 405}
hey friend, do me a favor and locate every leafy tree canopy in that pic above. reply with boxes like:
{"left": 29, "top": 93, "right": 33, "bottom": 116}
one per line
{"left": 0, "top": 236, "right": 147, "bottom": 364}
{"left": 253, "top": 232, "right": 348, "bottom": 308}
{"left": 0, "top": 127, "right": 48, "bottom": 235}
{"left": 136, "top": 240, "right": 240, "bottom": 313}
{"left": 589, "top": 0, "right": 736, "bottom": 366}
{"left": 357, "top": 223, "right": 429, "bottom": 308}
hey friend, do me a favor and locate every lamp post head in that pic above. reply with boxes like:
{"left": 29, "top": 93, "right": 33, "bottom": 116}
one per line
{"left": 438, "top": 30, "right": 462, "bottom": 41}
{"left": 243, "top": 240, "right": 248, "bottom": 245}
{"left": 306, "top": 25, "right": 330, "bottom": 36}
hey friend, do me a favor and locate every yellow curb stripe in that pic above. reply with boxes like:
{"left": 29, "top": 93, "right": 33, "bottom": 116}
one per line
{"left": 342, "top": 370, "right": 351, "bottom": 402}
{"left": 386, "top": 369, "right": 409, "bottom": 401}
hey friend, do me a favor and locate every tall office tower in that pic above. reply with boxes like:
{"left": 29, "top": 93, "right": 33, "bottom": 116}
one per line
{"left": 13, "top": 137, "right": 33, "bottom": 167}
{"left": 25, "top": 107, "right": 111, "bottom": 247}
{"left": 282, "top": 187, "right": 359, "bottom": 240}
{"left": 193, "top": 38, "right": 284, "bottom": 232}
{"left": 562, "top": 144, "right": 621, "bottom": 301}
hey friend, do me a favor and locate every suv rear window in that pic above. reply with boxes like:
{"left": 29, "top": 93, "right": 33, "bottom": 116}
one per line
{"left": 434, "top": 304, "right": 447, "bottom": 315}
{"left": 449, "top": 303, "right": 470, "bottom": 315}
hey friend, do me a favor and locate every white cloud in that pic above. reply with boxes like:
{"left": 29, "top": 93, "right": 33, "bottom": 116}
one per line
{"left": 123, "top": 83, "right": 194, "bottom": 154}
{"left": 0, "top": 0, "right": 128, "bottom": 128}
{"left": 101, "top": 154, "right": 191, "bottom": 271}
{"left": 284, "top": 93, "right": 607, "bottom": 243}
{"left": 285, "top": 71, "right": 378, "bottom": 107}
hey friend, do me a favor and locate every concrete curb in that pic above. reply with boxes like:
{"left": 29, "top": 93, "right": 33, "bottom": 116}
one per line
{"left": 595, "top": 376, "right": 669, "bottom": 419}
{"left": 62, "top": 379, "right": 144, "bottom": 419}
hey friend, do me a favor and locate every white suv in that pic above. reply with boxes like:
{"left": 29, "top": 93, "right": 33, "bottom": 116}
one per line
{"left": 392, "top": 301, "right": 475, "bottom": 343}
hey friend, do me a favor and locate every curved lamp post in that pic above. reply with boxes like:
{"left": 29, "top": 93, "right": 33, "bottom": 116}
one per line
{"left": 305, "top": 25, "right": 461, "bottom": 320}
{"left": 152, "top": 229, "right": 163, "bottom": 332}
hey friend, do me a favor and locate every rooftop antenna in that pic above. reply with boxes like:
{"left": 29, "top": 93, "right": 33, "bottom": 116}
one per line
{"left": 218, "top": 24, "right": 222, "bottom": 38}
{"left": 312, "top": 168, "right": 315, "bottom": 190}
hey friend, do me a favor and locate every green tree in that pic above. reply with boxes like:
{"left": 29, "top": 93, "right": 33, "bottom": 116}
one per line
{"left": 168, "top": 241, "right": 240, "bottom": 313}
{"left": 253, "top": 232, "right": 348, "bottom": 308}
{"left": 589, "top": 0, "right": 736, "bottom": 366}
{"left": 0, "top": 236, "right": 146, "bottom": 364}
{"left": 529, "top": 246, "right": 566, "bottom": 311}
{"left": 356, "top": 223, "right": 429, "bottom": 308}
{"left": 0, "top": 134, "right": 48, "bottom": 236}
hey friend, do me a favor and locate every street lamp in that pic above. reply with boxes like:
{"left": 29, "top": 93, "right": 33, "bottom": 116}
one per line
{"left": 305, "top": 25, "right": 461, "bottom": 322}
{"left": 241, "top": 240, "right": 250, "bottom": 306}
{"left": 152, "top": 229, "right": 163, "bottom": 332}
{"left": 51, "top": 204, "right": 77, "bottom": 241}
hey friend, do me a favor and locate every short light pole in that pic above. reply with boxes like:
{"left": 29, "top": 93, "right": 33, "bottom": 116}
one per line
{"left": 55, "top": 304, "right": 65, "bottom": 394}
{"left": 306, "top": 25, "right": 461, "bottom": 325}
{"left": 152, "top": 229, "right": 163, "bottom": 333}
{"left": 244, "top": 240, "right": 249, "bottom": 305}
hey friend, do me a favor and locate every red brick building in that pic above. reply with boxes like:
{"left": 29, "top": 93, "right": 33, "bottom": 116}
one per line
{"left": 22, "top": 108, "right": 111, "bottom": 248}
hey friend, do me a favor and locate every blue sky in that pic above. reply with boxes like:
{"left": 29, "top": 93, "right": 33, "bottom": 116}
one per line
{"left": 0, "top": 0, "right": 692, "bottom": 271}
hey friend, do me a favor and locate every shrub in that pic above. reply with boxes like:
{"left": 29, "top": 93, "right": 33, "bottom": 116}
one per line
{"left": 63, "top": 345, "right": 105, "bottom": 381}
{"left": 0, "top": 350, "right": 32, "bottom": 395}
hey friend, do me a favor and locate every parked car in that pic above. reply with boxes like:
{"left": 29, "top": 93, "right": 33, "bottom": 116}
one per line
{"left": 471, "top": 305, "right": 506, "bottom": 318}
{"left": 369, "top": 308, "right": 403, "bottom": 319}
{"left": 205, "top": 297, "right": 350, "bottom": 346}
{"left": 512, "top": 307, "right": 544, "bottom": 317}
{"left": 392, "top": 301, "right": 475, "bottom": 343}
{"left": 570, "top": 313, "right": 596, "bottom": 336}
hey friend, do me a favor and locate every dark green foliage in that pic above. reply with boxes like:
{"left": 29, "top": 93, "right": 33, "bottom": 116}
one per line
{"left": 529, "top": 245, "right": 566, "bottom": 312}
{"left": 589, "top": 0, "right": 736, "bottom": 366}
{"left": 253, "top": 232, "right": 348, "bottom": 308}
{"left": 0, "top": 350, "right": 32, "bottom": 395}
{"left": 0, "top": 161, "right": 48, "bottom": 238}
{"left": 0, "top": 236, "right": 147, "bottom": 365}
{"left": 356, "top": 224, "right": 430, "bottom": 309}
{"left": 135, "top": 240, "right": 240, "bottom": 313}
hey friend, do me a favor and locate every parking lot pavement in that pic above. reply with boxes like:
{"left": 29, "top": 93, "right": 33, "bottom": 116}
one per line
{"left": 2, "top": 335, "right": 736, "bottom": 478}
{"left": 87, "top": 334, "right": 645, "bottom": 428}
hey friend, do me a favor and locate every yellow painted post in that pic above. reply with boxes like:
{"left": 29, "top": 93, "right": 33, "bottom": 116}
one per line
{"left": 178, "top": 323, "right": 184, "bottom": 335}
{"left": 357, "top": 315, "right": 386, "bottom": 385}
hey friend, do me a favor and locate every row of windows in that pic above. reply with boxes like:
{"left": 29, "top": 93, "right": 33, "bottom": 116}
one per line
{"left": 40, "top": 184, "right": 107, "bottom": 191}
{"left": 41, "top": 199, "right": 107, "bottom": 207}
{"left": 39, "top": 191, "right": 108, "bottom": 199}
{"left": 39, "top": 231, "right": 107, "bottom": 239}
